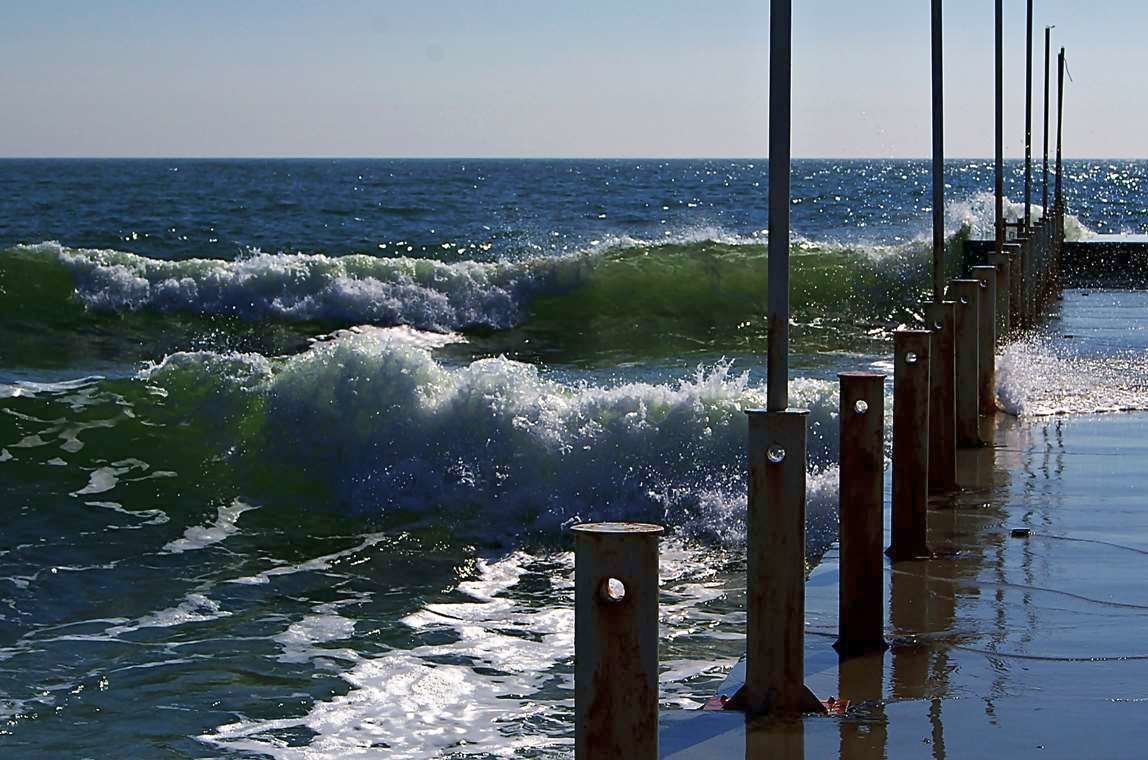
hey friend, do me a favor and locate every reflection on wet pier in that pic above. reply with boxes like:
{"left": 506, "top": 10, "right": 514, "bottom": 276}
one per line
{"left": 662, "top": 412, "right": 1148, "bottom": 758}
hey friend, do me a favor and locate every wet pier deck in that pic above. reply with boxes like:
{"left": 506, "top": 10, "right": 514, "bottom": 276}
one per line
{"left": 967, "top": 235, "right": 1148, "bottom": 288}
{"left": 660, "top": 411, "right": 1148, "bottom": 758}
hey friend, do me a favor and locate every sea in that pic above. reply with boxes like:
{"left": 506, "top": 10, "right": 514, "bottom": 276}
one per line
{"left": 1, "top": 158, "right": 1146, "bottom": 758}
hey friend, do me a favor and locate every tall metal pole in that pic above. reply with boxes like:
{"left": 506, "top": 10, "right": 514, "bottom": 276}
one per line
{"left": 1024, "top": 0, "right": 1033, "bottom": 230}
{"left": 767, "top": 0, "right": 791, "bottom": 411}
{"left": 1056, "top": 48, "right": 1064, "bottom": 213}
{"left": 1042, "top": 27, "right": 1052, "bottom": 213}
{"left": 742, "top": 0, "right": 823, "bottom": 718}
{"left": 994, "top": 0, "right": 1004, "bottom": 256}
{"left": 931, "top": 0, "right": 944, "bottom": 302}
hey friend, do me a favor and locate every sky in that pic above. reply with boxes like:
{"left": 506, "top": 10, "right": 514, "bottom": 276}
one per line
{"left": 0, "top": 0, "right": 1143, "bottom": 158}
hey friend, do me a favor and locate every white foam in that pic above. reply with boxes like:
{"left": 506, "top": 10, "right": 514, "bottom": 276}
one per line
{"left": 20, "top": 241, "right": 593, "bottom": 332}
{"left": 181, "top": 327, "right": 844, "bottom": 541}
{"left": 162, "top": 500, "right": 257, "bottom": 554}
{"left": 948, "top": 190, "right": 1095, "bottom": 242}
{"left": 104, "top": 593, "right": 230, "bottom": 637}
{"left": 997, "top": 338, "right": 1148, "bottom": 417}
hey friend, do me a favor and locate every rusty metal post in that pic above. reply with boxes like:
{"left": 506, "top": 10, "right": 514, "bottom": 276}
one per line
{"left": 972, "top": 266, "right": 998, "bottom": 447}
{"left": 889, "top": 330, "right": 931, "bottom": 562}
{"left": 925, "top": 301, "right": 957, "bottom": 493}
{"left": 1008, "top": 243, "right": 1023, "bottom": 335}
{"left": 571, "top": 522, "right": 664, "bottom": 760}
{"left": 971, "top": 266, "right": 997, "bottom": 413}
{"left": 743, "top": 409, "right": 825, "bottom": 716}
{"left": 989, "top": 250, "right": 1013, "bottom": 344}
{"left": 836, "top": 373, "right": 887, "bottom": 656}
{"left": 951, "top": 279, "right": 981, "bottom": 448}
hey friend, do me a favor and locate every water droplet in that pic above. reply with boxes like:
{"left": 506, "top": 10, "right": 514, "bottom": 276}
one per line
{"left": 767, "top": 445, "right": 786, "bottom": 464}
{"left": 854, "top": 400, "right": 869, "bottom": 414}
{"left": 906, "top": 352, "right": 919, "bottom": 365}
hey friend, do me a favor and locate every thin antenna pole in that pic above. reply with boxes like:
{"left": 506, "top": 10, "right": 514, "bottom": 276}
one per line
{"left": 767, "top": 0, "right": 791, "bottom": 411}
{"left": 1024, "top": 0, "right": 1033, "bottom": 229}
{"left": 931, "top": 0, "right": 944, "bottom": 302}
{"left": 1043, "top": 27, "right": 1052, "bottom": 212}
{"left": 1056, "top": 47, "right": 1064, "bottom": 212}
{"left": 994, "top": 0, "right": 1004, "bottom": 256}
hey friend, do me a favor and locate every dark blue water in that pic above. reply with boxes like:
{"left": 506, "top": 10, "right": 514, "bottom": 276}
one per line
{"left": 2, "top": 158, "right": 1137, "bottom": 264}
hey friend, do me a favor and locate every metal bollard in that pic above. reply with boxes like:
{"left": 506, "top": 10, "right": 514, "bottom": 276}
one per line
{"left": 971, "top": 266, "right": 998, "bottom": 446}
{"left": 971, "top": 266, "right": 998, "bottom": 415}
{"left": 950, "top": 279, "right": 981, "bottom": 448}
{"left": 1007, "top": 242, "right": 1023, "bottom": 334}
{"left": 924, "top": 301, "right": 957, "bottom": 493}
{"left": 836, "top": 373, "right": 887, "bottom": 655}
{"left": 571, "top": 522, "right": 664, "bottom": 760}
{"left": 889, "top": 330, "right": 931, "bottom": 562}
{"left": 989, "top": 249, "right": 1013, "bottom": 343}
{"left": 743, "top": 409, "right": 825, "bottom": 716}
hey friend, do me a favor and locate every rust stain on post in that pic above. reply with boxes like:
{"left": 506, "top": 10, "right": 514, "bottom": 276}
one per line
{"left": 890, "top": 330, "right": 931, "bottom": 562}
{"left": 742, "top": 409, "right": 825, "bottom": 716}
{"left": 950, "top": 279, "right": 981, "bottom": 448}
{"left": 925, "top": 301, "right": 957, "bottom": 493}
{"left": 571, "top": 522, "right": 664, "bottom": 760}
{"left": 836, "top": 372, "right": 887, "bottom": 655}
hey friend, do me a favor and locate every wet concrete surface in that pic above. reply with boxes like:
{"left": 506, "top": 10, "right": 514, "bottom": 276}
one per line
{"left": 662, "top": 412, "right": 1148, "bottom": 759}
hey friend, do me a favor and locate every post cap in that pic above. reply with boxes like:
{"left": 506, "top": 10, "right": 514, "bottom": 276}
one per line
{"left": 570, "top": 522, "right": 665, "bottom": 536}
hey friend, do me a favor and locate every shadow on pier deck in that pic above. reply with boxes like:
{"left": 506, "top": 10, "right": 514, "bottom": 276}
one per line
{"left": 660, "top": 412, "right": 1148, "bottom": 758}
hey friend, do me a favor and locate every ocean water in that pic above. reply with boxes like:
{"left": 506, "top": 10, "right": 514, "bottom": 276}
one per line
{"left": 1, "top": 158, "right": 1146, "bottom": 758}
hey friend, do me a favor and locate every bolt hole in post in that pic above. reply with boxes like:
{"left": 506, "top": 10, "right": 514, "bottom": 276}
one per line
{"left": 905, "top": 352, "right": 919, "bottom": 365}
{"left": 854, "top": 400, "right": 869, "bottom": 415}
{"left": 600, "top": 577, "right": 626, "bottom": 604}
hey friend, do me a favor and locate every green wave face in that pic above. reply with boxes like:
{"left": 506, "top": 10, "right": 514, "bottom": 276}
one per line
{"left": 1, "top": 234, "right": 969, "bottom": 368}
{"left": 481, "top": 236, "right": 961, "bottom": 364}
{"left": 0, "top": 247, "right": 320, "bottom": 369}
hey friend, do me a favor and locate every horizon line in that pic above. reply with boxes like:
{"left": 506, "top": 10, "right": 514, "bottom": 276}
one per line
{"left": 0, "top": 155, "right": 1131, "bottom": 161}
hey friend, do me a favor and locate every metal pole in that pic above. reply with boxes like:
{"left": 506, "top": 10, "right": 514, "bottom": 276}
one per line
{"left": 925, "top": 301, "right": 957, "bottom": 493}
{"left": 889, "top": 330, "right": 931, "bottom": 562}
{"left": 994, "top": 0, "right": 1004, "bottom": 256}
{"left": 1024, "top": 0, "right": 1033, "bottom": 230}
{"left": 1056, "top": 48, "right": 1064, "bottom": 215}
{"left": 1042, "top": 27, "right": 1052, "bottom": 214}
{"left": 571, "top": 522, "right": 664, "bottom": 760}
{"left": 767, "top": 0, "right": 792, "bottom": 411}
{"left": 931, "top": 0, "right": 945, "bottom": 302}
{"left": 951, "top": 279, "right": 981, "bottom": 448}
{"left": 744, "top": 409, "right": 825, "bottom": 715}
{"left": 836, "top": 372, "right": 887, "bottom": 656}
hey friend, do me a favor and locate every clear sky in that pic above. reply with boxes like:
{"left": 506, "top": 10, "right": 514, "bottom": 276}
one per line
{"left": 1, "top": 1, "right": 1142, "bottom": 158}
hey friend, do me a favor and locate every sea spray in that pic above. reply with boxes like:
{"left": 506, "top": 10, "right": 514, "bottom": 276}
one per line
{"left": 141, "top": 327, "right": 852, "bottom": 546}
